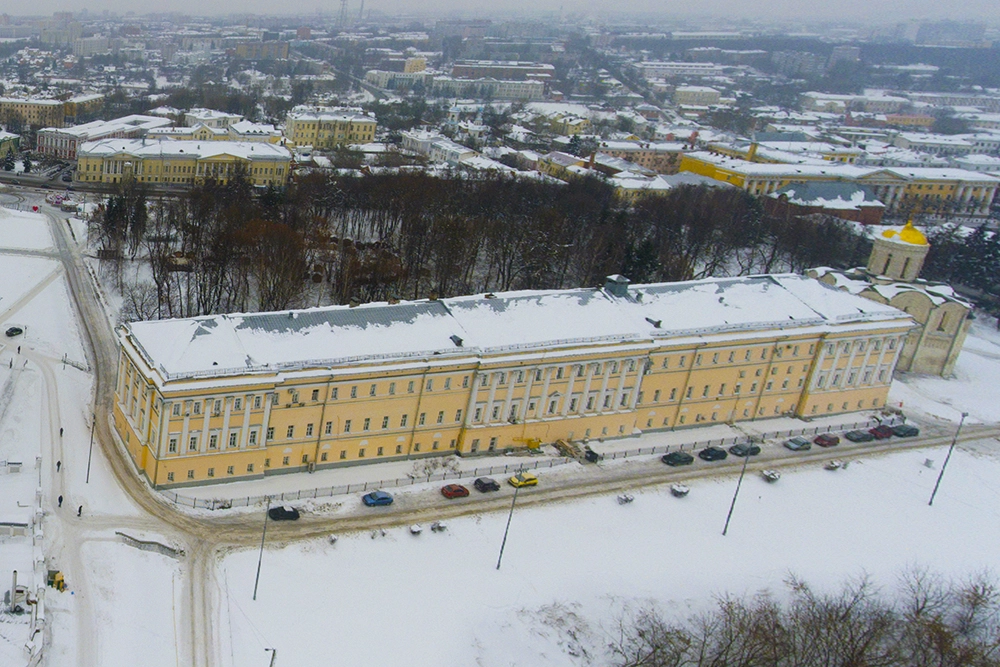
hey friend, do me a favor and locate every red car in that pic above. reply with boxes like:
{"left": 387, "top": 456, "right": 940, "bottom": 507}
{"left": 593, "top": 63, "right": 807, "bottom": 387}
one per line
{"left": 869, "top": 425, "right": 894, "bottom": 440}
{"left": 441, "top": 484, "right": 470, "bottom": 499}
{"left": 813, "top": 434, "right": 840, "bottom": 447}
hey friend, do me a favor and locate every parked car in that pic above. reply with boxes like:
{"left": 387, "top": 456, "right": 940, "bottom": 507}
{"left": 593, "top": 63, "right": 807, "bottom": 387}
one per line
{"left": 892, "top": 424, "right": 920, "bottom": 438}
{"left": 583, "top": 446, "right": 600, "bottom": 463}
{"left": 362, "top": 490, "right": 394, "bottom": 506}
{"left": 474, "top": 477, "right": 500, "bottom": 492}
{"left": 5, "top": 326, "right": 23, "bottom": 337}
{"left": 698, "top": 446, "right": 728, "bottom": 462}
{"left": 813, "top": 434, "right": 840, "bottom": 447}
{"left": 784, "top": 436, "right": 812, "bottom": 451}
{"left": 508, "top": 472, "right": 538, "bottom": 488}
{"left": 661, "top": 451, "right": 694, "bottom": 466}
{"left": 61, "top": 173, "right": 72, "bottom": 182}
{"left": 728, "top": 443, "right": 761, "bottom": 457}
{"left": 844, "top": 430, "right": 875, "bottom": 443}
{"left": 440, "top": 484, "right": 470, "bottom": 499}
{"left": 869, "top": 425, "right": 894, "bottom": 440}
{"left": 267, "top": 505, "right": 299, "bottom": 521}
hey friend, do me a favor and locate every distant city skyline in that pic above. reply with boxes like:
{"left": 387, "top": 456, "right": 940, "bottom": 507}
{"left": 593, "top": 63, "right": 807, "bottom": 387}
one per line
{"left": 5, "top": 0, "right": 997, "bottom": 22}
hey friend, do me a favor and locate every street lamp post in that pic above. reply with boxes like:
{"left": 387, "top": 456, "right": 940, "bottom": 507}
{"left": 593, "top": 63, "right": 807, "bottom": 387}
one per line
{"left": 496, "top": 473, "right": 522, "bottom": 570}
{"left": 929, "top": 412, "right": 968, "bottom": 506}
{"left": 723, "top": 438, "right": 754, "bottom": 536}
{"left": 253, "top": 497, "right": 271, "bottom": 600}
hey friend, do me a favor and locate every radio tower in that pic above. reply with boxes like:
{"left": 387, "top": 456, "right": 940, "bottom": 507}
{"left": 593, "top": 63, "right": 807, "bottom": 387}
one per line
{"left": 337, "top": 0, "right": 348, "bottom": 28}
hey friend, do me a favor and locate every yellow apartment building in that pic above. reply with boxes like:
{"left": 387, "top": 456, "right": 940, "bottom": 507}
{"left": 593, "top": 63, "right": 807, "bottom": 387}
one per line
{"left": 0, "top": 97, "right": 65, "bottom": 127}
{"left": 113, "top": 274, "right": 914, "bottom": 488}
{"left": 284, "top": 109, "right": 377, "bottom": 149}
{"left": 76, "top": 139, "right": 292, "bottom": 187}
{"left": 680, "top": 151, "right": 1000, "bottom": 216}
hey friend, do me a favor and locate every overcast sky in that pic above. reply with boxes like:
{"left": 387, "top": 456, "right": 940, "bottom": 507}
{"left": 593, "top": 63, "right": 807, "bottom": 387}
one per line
{"left": 9, "top": 0, "right": 998, "bottom": 21}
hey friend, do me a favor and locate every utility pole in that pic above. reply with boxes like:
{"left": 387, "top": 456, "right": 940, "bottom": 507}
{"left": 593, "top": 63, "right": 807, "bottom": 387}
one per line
{"left": 929, "top": 412, "right": 968, "bottom": 507}
{"left": 722, "top": 439, "right": 754, "bottom": 536}
{"left": 253, "top": 497, "right": 271, "bottom": 600}
{"left": 85, "top": 412, "right": 96, "bottom": 483}
{"left": 265, "top": 648, "right": 277, "bottom": 666}
{"left": 496, "top": 476, "right": 521, "bottom": 570}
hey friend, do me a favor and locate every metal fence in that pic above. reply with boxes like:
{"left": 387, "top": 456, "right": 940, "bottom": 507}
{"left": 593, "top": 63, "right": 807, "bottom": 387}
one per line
{"left": 601, "top": 415, "right": 903, "bottom": 462}
{"left": 162, "top": 456, "right": 572, "bottom": 511}
{"left": 162, "top": 414, "right": 903, "bottom": 511}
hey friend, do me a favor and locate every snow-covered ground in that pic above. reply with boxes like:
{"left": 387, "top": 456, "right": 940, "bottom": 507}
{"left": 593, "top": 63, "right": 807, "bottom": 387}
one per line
{"left": 218, "top": 441, "right": 1000, "bottom": 667}
{"left": 2, "top": 196, "right": 1000, "bottom": 666}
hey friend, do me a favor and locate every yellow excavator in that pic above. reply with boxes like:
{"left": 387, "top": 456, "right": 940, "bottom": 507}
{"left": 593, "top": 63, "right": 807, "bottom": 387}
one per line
{"left": 47, "top": 570, "right": 65, "bottom": 592}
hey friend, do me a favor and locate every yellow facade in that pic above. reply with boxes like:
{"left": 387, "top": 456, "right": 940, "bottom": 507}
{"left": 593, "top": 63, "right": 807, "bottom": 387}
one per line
{"left": 679, "top": 152, "right": 999, "bottom": 216}
{"left": 112, "top": 276, "right": 913, "bottom": 489}
{"left": 284, "top": 111, "right": 377, "bottom": 149}
{"left": 76, "top": 140, "right": 291, "bottom": 187}
{"left": 0, "top": 98, "right": 64, "bottom": 127}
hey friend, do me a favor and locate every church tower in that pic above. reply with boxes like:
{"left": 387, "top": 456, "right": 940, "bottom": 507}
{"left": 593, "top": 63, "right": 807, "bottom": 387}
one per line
{"left": 866, "top": 221, "right": 930, "bottom": 282}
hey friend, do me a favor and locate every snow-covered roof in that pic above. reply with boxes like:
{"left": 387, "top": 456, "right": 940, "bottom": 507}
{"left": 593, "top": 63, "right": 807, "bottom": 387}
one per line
{"left": 78, "top": 138, "right": 292, "bottom": 161}
{"left": 123, "top": 274, "right": 910, "bottom": 384}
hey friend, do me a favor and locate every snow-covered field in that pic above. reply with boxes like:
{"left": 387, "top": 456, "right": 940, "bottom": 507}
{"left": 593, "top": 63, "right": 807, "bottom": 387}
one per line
{"left": 219, "top": 442, "right": 1000, "bottom": 666}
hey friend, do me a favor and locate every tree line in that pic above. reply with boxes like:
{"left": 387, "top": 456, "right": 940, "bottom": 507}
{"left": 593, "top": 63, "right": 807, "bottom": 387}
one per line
{"left": 94, "top": 169, "right": 871, "bottom": 322}
{"left": 612, "top": 569, "right": 1000, "bottom": 667}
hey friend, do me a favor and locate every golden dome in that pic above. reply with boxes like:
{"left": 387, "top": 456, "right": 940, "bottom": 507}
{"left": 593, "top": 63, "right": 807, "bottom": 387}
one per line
{"left": 881, "top": 221, "right": 928, "bottom": 246}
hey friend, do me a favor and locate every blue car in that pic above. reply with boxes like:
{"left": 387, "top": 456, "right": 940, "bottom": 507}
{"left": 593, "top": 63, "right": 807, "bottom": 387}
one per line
{"left": 362, "top": 490, "right": 394, "bottom": 507}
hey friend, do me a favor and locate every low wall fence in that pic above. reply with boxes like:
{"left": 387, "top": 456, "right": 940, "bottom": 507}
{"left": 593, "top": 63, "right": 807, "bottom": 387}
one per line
{"left": 162, "top": 415, "right": 902, "bottom": 511}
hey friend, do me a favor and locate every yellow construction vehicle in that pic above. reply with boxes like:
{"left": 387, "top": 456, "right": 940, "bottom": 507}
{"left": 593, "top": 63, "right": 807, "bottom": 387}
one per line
{"left": 512, "top": 437, "right": 541, "bottom": 450}
{"left": 47, "top": 570, "right": 65, "bottom": 592}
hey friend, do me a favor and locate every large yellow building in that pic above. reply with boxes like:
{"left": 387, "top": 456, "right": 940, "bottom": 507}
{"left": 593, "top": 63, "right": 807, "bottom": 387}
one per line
{"left": 76, "top": 139, "right": 292, "bottom": 187}
{"left": 680, "top": 151, "right": 1000, "bottom": 216}
{"left": 284, "top": 109, "right": 377, "bottom": 149}
{"left": 0, "top": 94, "right": 103, "bottom": 128}
{"left": 113, "top": 274, "right": 914, "bottom": 488}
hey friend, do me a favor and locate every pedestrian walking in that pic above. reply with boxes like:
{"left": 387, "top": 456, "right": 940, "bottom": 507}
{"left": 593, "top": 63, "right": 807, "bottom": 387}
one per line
{"left": 56, "top": 460, "right": 61, "bottom": 472}
{"left": 17, "top": 346, "right": 20, "bottom": 354}
{"left": 59, "top": 427, "right": 63, "bottom": 437}
{"left": 58, "top": 495, "right": 63, "bottom": 507}
{"left": 77, "top": 505, "right": 82, "bottom": 517}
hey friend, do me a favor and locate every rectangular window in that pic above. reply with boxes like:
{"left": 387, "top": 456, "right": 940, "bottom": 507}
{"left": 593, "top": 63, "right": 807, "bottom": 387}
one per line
{"left": 408, "top": 381, "right": 415, "bottom": 393}
{"left": 492, "top": 405, "right": 500, "bottom": 420}
{"left": 305, "top": 423, "right": 314, "bottom": 437}
{"left": 679, "top": 356, "right": 686, "bottom": 367}
{"left": 286, "top": 425, "right": 294, "bottom": 438}
{"left": 570, "top": 397, "right": 578, "bottom": 411}
{"left": 215, "top": 400, "right": 223, "bottom": 414}
{"left": 455, "top": 409, "right": 463, "bottom": 422}
{"left": 234, "top": 398, "right": 242, "bottom": 410}
{"left": 172, "top": 403, "right": 181, "bottom": 416}
{"left": 247, "top": 464, "right": 254, "bottom": 473}
{"left": 254, "top": 395, "right": 261, "bottom": 409}
{"left": 669, "top": 388, "right": 677, "bottom": 401}
{"left": 377, "top": 446, "right": 383, "bottom": 456}
{"left": 193, "top": 402, "right": 201, "bottom": 415}
{"left": 331, "top": 388, "right": 338, "bottom": 400}
{"left": 302, "top": 455, "right": 308, "bottom": 464}
{"left": 350, "top": 386, "right": 357, "bottom": 398}
{"left": 685, "top": 387, "right": 692, "bottom": 399}
{"left": 437, "top": 411, "right": 444, "bottom": 424}
{"left": 426, "top": 379, "right": 434, "bottom": 391}
{"left": 718, "top": 383, "right": 726, "bottom": 395}
{"left": 388, "top": 382, "right": 395, "bottom": 395}
{"left": 444, "top": 378, "right": 451, "bottom": 390}
{"left": 229, "top": 432, "right": 238, "bottom": 447}
{"left": 363, "top": 418, "right": 370, "bottom": 431}
{"left": 400, "top": 414, "right": 408, "bottom": 427}
{"left": 702, "top": 385, "right": 709, "bottom": 397}
{"left": 344, "top": 420, "right": 351, "bottom": 433}
{"left": 418, "top": 412, "right": 426, "bottom": 426}
{"left": 189, "top": 436, "right": 198, "bottom": 451}
{"left": 282, "top": 457, "right": 289, "bottom": 466}
{"left": 462, "top": 376, "right": 469, "bottom": 388}
{"left": 209, "top": 434, "right": 219, "bottom": 449}
{"left": 264, "top": 428, "right": 273, "bottom": 441}
{"left": 325, "top": 421, "right": 332, "bottom": 435}
{"left": 382, "top": 416, "right": 389, "bottom": 429}
{"left": 312, "top": 389, "right": 320, "bottom": 401}
{"left": 248, "top": 430, "right": 257, "bottom": 445}
{"left": 320, "top": 453, "right": 328, "bottom": 461}
{"left": 167, "top": 472, "right": 174, "bottom": 482}
{"left": 474, "top": 407, "right": 482, "bottom": 422}
{"left": 207, "top": 468, "right": 214, "bottom": 477}
{"left": 471, "top": 439, "right": 480, "bottom": 452}
{"left": 370, "top": 384, "right": 377, "bottom": 396}
{"left": 712, "top": 353, "right": 719, "bottom": 364}
{"left": 340, "top": 450, "right": 346, "bottom": 459}
{"left": 227, "top": 466, "right": 234, "bottom": 475}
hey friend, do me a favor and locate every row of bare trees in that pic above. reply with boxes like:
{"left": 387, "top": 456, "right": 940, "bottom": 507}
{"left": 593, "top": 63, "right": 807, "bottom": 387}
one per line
{"left": 612, "top": 569, "right": 1000, "bottom": 667}
{"left": 96, "top": 169, "right": 871, "bottom": 322}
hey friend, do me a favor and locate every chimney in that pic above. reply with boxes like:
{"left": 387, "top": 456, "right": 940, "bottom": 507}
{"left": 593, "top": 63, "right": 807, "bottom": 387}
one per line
{"left": 604, "top": 274, "right": 630, "bottom": 298}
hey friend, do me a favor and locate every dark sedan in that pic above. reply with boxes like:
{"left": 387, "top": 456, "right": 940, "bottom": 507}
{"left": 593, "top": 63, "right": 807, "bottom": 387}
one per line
{"left": 661, "top": 451, "right": 694, "bottom": 466}
{"left": 844, "top": 430, "right": 875, "bottom": 443}
{"left": 267, "top": 505, "right": 300, "bottom": 521}
{"left": 892, "top": 424, "right": 920, "bottom": 438}
{"left": 474, "top": 477, "right": 501, "bottom": 492}
{"left": 729, "top": 443, "right": 761, "bottom": 457}
{"left": 814, "top": 434, "right": 840, "bottom": 447}
{"left": 698, "top": 446, "right": 728, "bottom": 462}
